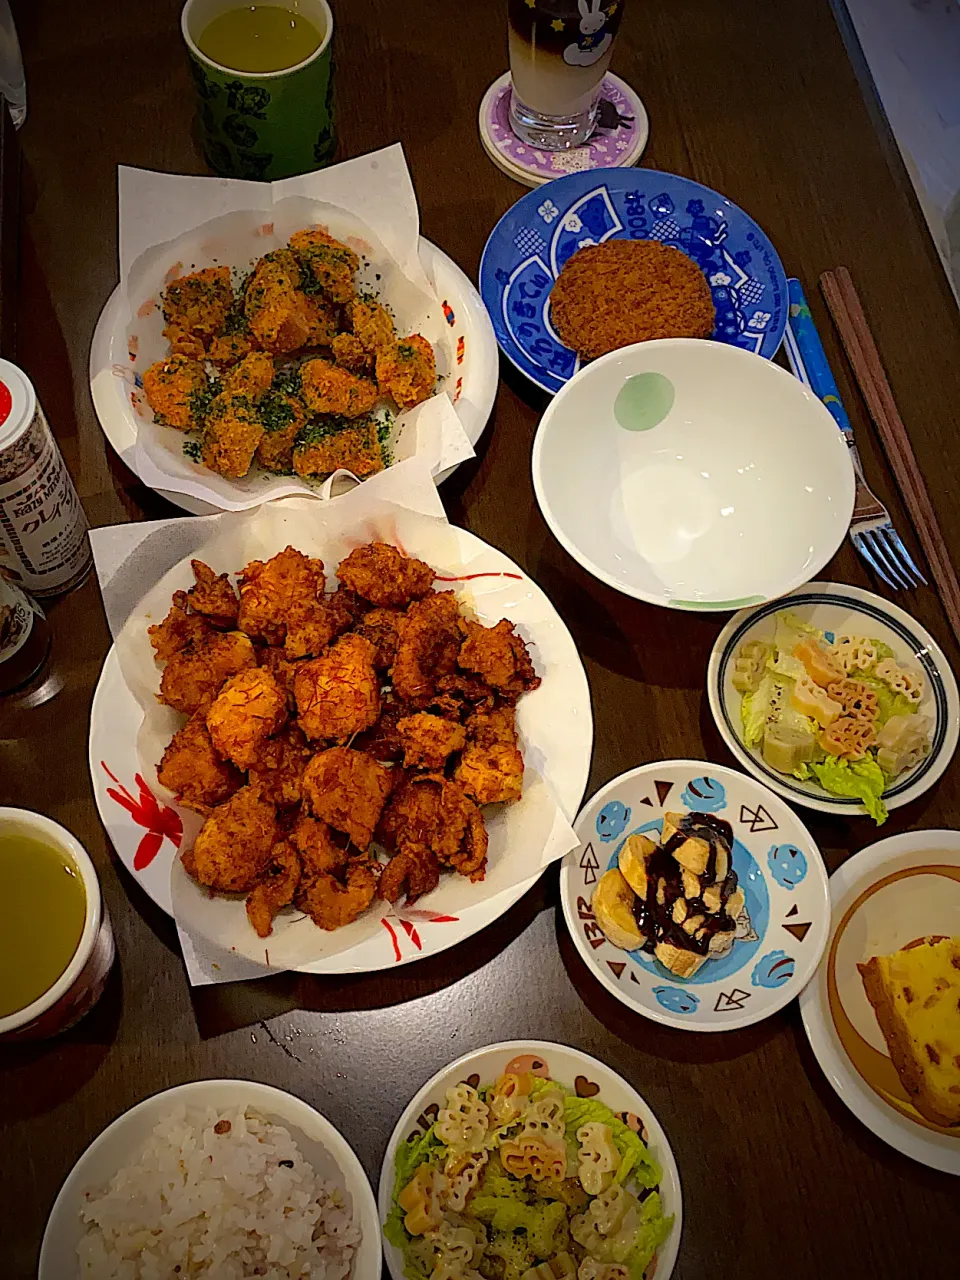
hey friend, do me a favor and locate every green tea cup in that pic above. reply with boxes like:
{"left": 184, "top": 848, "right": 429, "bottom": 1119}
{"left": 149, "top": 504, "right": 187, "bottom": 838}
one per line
{"left": 181, "top": 0, "right": 335, "bottom": 181}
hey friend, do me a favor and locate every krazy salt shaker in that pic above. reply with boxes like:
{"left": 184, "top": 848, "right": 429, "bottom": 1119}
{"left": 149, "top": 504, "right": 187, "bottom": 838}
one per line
{"left": 0, "top": 357, "right": 92, "bottom": 596}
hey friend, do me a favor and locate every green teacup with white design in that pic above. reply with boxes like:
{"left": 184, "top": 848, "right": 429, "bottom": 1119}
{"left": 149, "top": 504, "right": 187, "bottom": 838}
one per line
{"left": 181, "top": 0, "right": 335, "bottom": 181}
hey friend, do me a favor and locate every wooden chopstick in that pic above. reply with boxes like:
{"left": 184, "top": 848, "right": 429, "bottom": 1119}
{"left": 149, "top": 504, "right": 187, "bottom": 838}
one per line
{"left": 819, "top": 266, "right": 960, "bottom": 642}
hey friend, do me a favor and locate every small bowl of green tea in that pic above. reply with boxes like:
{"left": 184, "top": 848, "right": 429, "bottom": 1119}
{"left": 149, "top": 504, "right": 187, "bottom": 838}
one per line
{"left": 0, "top": 809, "right": 114, "bottom": 1040}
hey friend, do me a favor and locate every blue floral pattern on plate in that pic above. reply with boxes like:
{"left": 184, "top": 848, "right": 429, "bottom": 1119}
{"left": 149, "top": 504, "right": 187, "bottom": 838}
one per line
{"left": 480, "top": 169, "right": 788, "bottom": 395}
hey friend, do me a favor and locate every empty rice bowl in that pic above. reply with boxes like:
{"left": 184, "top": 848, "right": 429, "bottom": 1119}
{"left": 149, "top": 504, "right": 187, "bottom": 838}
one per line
{"left": 77, "top": 1104, "right": 360, "bottom": 1279}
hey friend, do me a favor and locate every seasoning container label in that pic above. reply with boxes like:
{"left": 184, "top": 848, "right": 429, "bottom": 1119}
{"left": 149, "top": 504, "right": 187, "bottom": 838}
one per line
{"left": 0, "top": 573, "right": 40, "bottom": 666}
{"left": 0, "top": 399, "right": 92, "bottom": 596}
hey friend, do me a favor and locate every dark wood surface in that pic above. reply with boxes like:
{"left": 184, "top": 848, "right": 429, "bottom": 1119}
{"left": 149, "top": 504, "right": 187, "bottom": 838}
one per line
{"left": 3, "top": 1, "right": 960, "bottom": 1275}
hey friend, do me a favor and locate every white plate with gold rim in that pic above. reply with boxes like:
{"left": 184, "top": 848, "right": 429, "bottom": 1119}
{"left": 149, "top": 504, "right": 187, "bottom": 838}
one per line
{"left": 799, "top": 830, "right": 960, "bottom": 1174}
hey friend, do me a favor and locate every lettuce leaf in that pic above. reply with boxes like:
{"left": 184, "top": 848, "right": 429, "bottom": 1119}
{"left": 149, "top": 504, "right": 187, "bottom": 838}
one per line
{"left": 741, "top": 672, "right": 780, "bottom": 747}
{"left": 624, "top": 1192, "right": 675, "bottom": 1280}
{"left": 869, "top": 639, "right": 895, "bottom": 662}
{"left": 812, "top": 756, "right": 888, "bottom": 824}
{"left": 482, "top": 1198, "right": 569, "bottom": 1256}
{"left": 563, "top": 1096, "right": 661, "bottom": 1189}
{"left": 858, "top": 675, "right": 917, "bottom": 725}
{"left": 774, "top": 611, "right": 819, "bottom": 653}
{"left": 382, "top": 1124, "right": 445, "bottom": 1251}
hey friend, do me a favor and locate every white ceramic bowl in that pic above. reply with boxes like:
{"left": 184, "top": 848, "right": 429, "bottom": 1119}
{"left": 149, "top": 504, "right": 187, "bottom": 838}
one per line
{"left": 531, "top": 339, "right": 855, "bottom": 610}
{"left": 40, "top": 1079, "right": 382, "bottom": 1279}
{"left": 378, "top": 1040, "right": 682, "bottom": 1280}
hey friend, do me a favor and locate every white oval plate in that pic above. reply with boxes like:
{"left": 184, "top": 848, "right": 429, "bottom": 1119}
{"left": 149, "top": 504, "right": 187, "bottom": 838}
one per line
{"left": 560, "top": 760, "right": 830, "bottom": 1031}
{"left": 799, "top": 830, "right": 960, "bottom": 1174}
{"left": 90, "top": 238, "right": 498, "bottom": 514}
{"left": 377, "top": 1039, "right": 682, "bottom": 1280}
{"left": 39, "top": 1078, "right": 382, "bottom": 1279}
{"left": 88, "top": 526, "right": 592, "bottom": 974}
{"left": 707, "top": 582, "right": 960, "bottom": 816}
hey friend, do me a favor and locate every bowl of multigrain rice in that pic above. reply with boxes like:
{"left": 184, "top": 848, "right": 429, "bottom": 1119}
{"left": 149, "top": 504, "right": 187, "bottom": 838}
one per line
{"left": 532, "top": 339, "right": 855, "bottom": 611}
{"left": 39, "top": 1079, "right": 381, "bottom": 1280}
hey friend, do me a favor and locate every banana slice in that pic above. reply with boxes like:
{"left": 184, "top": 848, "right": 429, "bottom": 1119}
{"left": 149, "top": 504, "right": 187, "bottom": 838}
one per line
{"left": 592, "top": 869, "right": 645, "bottom": 951}
{"left": 618, "top": 833, "right": 655, "bottom": 897}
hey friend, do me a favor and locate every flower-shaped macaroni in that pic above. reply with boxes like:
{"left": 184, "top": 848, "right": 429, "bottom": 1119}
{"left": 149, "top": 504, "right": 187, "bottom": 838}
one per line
{"left": 826, "top": 678, "right": 879, "bottom": 723}
{"left": 578, "top": 1261, "right": 631, "bottom": 1280}
{"left": 819, "top": 715, "right": 877, "bottom": 760}
{"left": 443, "top": 1148, "right": 489, "bottom": 1212}
{"left": 571, "top": 1183, "right": 637, "bottom": 1257}
{"left": 731, "top": 639, "right": 771, "bottom": 695}
{"left": 500, "top": 1133, "right": 568, "bottom": 1181}
{"left": 519, "top": 1255, "right": 579, "bottom": 1280}
{"left": 518, "top": 1089, "right": 567, "bottom": 1142}
{"left": 489, "top": 1071, "right": 532, "bottom": 1125}
{"left": 874, "top": 659, "right": 925, "bottom": 704}
{"left": 428, "top": 1217, "right": 484, "bottom": 1279}
{"left": 576, "top": 1122, "right": 620, "bottom": 1195}
{"left": 436, "top": 1083, "right": 491, "bottom": 1152}
{"left": 397, "top": 1164, "right": 447, "bottom": 1235}
{"left": 831, "top": 635, "right": 878, "bottom": 674}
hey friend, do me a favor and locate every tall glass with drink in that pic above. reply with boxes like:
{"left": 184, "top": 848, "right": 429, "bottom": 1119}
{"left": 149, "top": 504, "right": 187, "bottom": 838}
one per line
{"left": 508, "top": 0, "right": 625, "bottom": 150}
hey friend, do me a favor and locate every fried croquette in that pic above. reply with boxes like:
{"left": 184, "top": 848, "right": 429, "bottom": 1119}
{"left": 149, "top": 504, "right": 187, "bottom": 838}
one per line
{"left": 331, "top": 332, "right": 374, "bottom": 376}
{"left": 292, "top": 420, "right": 385, "bottom": 479}
{"left": 375, "top": 335, "right": 436, "bottom": 410}
{"left": 299, "top": 358, "right": 378, "bottom": 419}
{"left": 254, "top": 390, "right": 309, "bottom": 474}
{"left": 157, "top": 709, "right": 243, "bottom": 813}
{"left": 392, "top": 592, "right": 463, "bottom": 703}
{"left": 158, "top": 630, "right": 257, "bottom": 716}
{"left": 164, "top": 325, "right": 207, "bottom": 360}
{"left": 353, "top": 607, "right": 402, "bottom": 669}
{"left": 238, "top": 546, "right": 326, "bottom": 645}
{"left": 207, "top": 330, "right": 255, "bottom": 369}
{"left": 186, "top": 560, "right": 239, "bottom": 628}
{"left": 148, "top": 590, "right": 212, "bottom": 662}
{"left": 336, "top": 542, "right": 435, "bottom": 607}
{"left": 458, "top": 618, "right": 541, "bottom": 696}
{"left": 162, "top": 266, "right": 234, "bottom": 343}
{"left": 244, "top": 249, "right": 313, "bottom": 354}
{"left": 205, "top": 667, "right": 288, "bottom": 771}
{"left": 142, "top": 354, "right": 208, "bottom": 430}
{"left": 201, "top": 393, "right": 264, "bottom": 479}
{"left": 248, "top": 723, "right": 313, "bottom": 807}
{"left": 396, "top": 712, "right": 467, "bottom": 771}
{"left": 301, "top": 746, "right": 392, "bottom": 850}
{"left": 294, "top": 633, "right": 380, "bottom": 742}
{"left": 186, "top": 785, "right": 279, "bottom": 893}
{"left": 283, "top": 586, "right": 363, "bottom": 661}
{"left": 289, "top": 228, "right": 359, "bottom": 304}
{"left": 549, "top": 238, "right": 716, "bottom": 358}
{"left": 349, "top": 298, "right": 395, "bottom": 354}
{"left": 245, "top": 840, "right": 301, "bottom": 938}
{"left": 222, "top": 350, "right": 275, "bottom": 398}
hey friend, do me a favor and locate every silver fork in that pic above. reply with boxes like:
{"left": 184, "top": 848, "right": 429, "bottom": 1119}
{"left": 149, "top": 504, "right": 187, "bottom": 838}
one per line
{"left": 783, "top": 279, "right": 926, "bottom": 590}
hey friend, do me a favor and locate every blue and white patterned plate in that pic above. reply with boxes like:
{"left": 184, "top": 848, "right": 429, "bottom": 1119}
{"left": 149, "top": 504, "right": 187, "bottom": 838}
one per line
{"left": 479, "top": 168, "right": 788, "bottom": 395}
{"left": 559, "top": 760, "right": 829, "bottom": 1032}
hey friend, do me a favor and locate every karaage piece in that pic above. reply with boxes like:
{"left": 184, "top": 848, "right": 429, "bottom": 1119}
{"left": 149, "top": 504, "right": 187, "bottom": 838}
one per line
{"left": 185, "top": 785, "right": 279, "bottom": 893}
{"left": 148, "top": 590, "right": 211, "bottom": 662}
{"left": 201, "top": 393, "right": 264, "bottom": 479}
{"left": 434, "top": 778, "right": 488, "bottom": 880}
{"left": 157, "top": 709, "right": 243, "bottom": 814}
{"left": 296, "top": 855, "right": 380, "bottom": 931}
{"left": 222, "top": 350, "right": 275, "bottom": 398}
{"left": 397, "top": 712, "right": 467, "bottom": 770}
{"left": 301, "top": 745, "right": 392, "bottom": 849}
{"left": 375, "top": 335, "right": 436, "bottom": 410}
{"left": 245, "top": 840, "right": 301, "bottom": 938}
{"left": 244, "top": 249, "right": 314, "bottom": 354}
{"left": 458, "top": 618, "right": 541, "bottom": 697}
{"left": 254, "top": 391, "right": 309, "bottom": 474}
{"left": 294, "top": 633, "right": 380, "bottom": 742}
{"left": 377, "top": 773, "right": 487, "bottom": 895}
{"left": 142, "top": 354, "right": 208, "bottom": 430}
{"left": 349, "top": 298, "right": 396, "bottom": 354}
{"left": 353, "top": 697, "right": 405, "bottom": 763}
{"left": 299, "top": 358, "right": 378, "bottom": 418}
{"left": 336, "top": 542, "right": 435, "bottom": 607}
{"left": 283, "top": 586, "right": 363, "bottom": 660}
{"left": 258, "top": 646, "right": 299, "bottom": 702}
{"left": 248, "top": 723, "right": 312, "bottom": 807}
{"left": 205, "top": 667, "right": 288, "bottom": 770}
{"left": 331, "top": 332, "right": 374, "bottom": 377}
{"left": 186, "top": 560, "right": 239, "bottom": 628}
{"left": 291, "top": 813, "right": 347, "bottom": 876}
{"left": 378, "top": 846, "right": 440, "bottom": 905}
{"left": 164, "top": 325, "right": 207, "bottom": 360}
{"left": 207, "top": 330, "right": 255, "bottom": 370}
{"left": 427, "top": 673, "right": 498, "bottom": 718}
{"left": 292, "top": 420, "right": 385, "bottom": 479}
{"left": 158, "top": 630, "right": 257, "bottom": 716}
{"left": 392, "top": 592, "right": 463, "bottom": 703}
{"left": 465, "top": 704, "right": 518, "bottom": 746}
{"left": 300, "top": 292, "right": 340, "bottom": 346}
{"left": 162, "top": 266, "right": 234, "bottom": 343}
{"left": 238, "top": 546, "right": 326, "bottom": 645}
{"left": 455, "top": 740, "right": 524, "bottom": 805}
{"left": 289, "top": 228, "right": 359, "bottom": 304}
{"left": 354, "top": 607, "right": 402, "bottom": 669}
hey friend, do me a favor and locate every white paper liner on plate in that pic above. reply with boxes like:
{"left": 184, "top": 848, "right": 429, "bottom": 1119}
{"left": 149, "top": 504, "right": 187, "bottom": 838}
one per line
{"left": 118, "top": 147, "right": 475, "bottom": 512}
{"left": 103, "top": 459, "right": 578, "bottom": 974}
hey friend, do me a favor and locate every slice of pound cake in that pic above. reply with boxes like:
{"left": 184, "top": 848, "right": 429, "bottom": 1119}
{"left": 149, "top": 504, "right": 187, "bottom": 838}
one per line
{"left": 858, "top": 935, "right": 960, "bottom": 1127}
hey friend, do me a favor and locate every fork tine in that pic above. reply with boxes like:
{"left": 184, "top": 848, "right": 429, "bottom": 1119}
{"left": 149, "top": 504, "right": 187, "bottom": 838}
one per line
{"left": 865, "top": 528, "right": 911, "bottom": 590}
{"left": 885, "top": 527, "right": 927, "bottom": 587}
{"left": 852, "top": 530, "right": 898, "bottom": 589}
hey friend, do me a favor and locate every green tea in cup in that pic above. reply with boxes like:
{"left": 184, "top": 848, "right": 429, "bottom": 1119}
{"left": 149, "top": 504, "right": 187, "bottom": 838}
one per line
{"left": 182, "top": 0, "right": 336, "bottom": 181}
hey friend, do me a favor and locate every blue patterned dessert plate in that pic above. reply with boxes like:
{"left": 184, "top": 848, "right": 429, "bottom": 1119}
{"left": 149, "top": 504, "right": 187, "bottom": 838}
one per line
{"left": 480, "top": 168, "right": 788, "bottom": 395}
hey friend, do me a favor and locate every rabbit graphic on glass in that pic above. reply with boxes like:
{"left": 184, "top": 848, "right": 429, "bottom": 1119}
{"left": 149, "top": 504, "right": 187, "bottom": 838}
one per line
{"left": 508, "top": 0, "right": 625, "bottom": 148}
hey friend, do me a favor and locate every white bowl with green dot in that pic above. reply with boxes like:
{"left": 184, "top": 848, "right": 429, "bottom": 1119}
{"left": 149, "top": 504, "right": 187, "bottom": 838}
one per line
{"left": 531, "top": 339, "right": 855, "bottom": 611}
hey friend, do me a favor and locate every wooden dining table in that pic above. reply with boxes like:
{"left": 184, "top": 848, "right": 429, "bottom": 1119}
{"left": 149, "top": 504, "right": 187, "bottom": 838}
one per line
{"left": 3, "top": 0, "right": 960, "bottom": 1274}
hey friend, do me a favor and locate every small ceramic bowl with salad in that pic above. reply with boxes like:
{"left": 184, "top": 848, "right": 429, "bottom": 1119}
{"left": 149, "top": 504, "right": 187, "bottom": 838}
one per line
{"left": 379, "top": 1040, "right": 681, "bottom": 1280}
{"left": 708, "top": 583, "right": 959, "bottom": 823}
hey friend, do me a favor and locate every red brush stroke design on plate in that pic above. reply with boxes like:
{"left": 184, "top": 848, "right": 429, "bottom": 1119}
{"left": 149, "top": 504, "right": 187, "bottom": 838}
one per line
{"left": 434, "top": 571, "right": 523, "bottom": 582}
{"left": 101, "top": 763, "right": 183, "bottom": 870}
{"left": 453, "top": 376, "right": 463, "bottom": 403}
{"left": 456, "top": 335, "right": 465, "bottom": 365}
{"left": 164, "top": 261, "right": 184, "bottom": 286}
{"left": 380, "top": 908, "right": 460, "bottom": 962}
